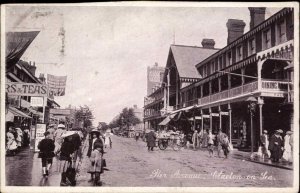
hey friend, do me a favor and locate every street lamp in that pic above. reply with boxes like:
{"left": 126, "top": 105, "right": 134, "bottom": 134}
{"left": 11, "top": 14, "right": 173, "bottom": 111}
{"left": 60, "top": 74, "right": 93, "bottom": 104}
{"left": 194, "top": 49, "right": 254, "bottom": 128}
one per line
{"left": 246, "top": 96, "right": 258, "bottom": 154}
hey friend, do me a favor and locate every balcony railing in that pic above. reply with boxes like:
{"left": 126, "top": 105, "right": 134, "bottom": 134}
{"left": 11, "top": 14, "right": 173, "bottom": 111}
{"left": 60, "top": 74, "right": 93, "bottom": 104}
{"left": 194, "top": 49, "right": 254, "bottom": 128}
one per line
{"left": 194, "top": 80, "right": 291, "bottom": 106}
{"left": 144, "top": 110, "right": 162, "bottom": 119}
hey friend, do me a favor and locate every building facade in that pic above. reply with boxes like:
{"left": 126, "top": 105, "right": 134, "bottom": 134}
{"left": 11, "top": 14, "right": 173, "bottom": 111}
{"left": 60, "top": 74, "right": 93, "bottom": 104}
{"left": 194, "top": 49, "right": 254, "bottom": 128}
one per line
{"left": 143, "top": 7, "right": 294, "bottom": 151}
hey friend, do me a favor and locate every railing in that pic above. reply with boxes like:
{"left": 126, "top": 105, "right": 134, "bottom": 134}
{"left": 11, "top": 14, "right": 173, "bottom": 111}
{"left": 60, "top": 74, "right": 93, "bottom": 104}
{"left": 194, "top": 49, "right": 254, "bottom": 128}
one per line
{"left": 144, "top": 111, "right": 162, "bottom": 119}
{"left": 163, "top": 80, "right": 292, "bottom": 111}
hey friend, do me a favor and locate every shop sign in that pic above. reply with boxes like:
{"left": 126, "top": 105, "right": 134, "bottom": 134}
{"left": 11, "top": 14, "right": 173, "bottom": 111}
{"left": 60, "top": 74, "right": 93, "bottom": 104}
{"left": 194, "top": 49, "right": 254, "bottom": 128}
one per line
{"left": 30, "top": 97, "right": 44, "bottom": 107}
{"left": 262, "top": 92, "right": 285, "bottom": 97}
{"left": 34, "top": 124, "right": 46, "bottom": 152}
{"left": 6, "top": 82, "right": 48, "bottom": 97}
{"left": 49, "top": 108, "right": 71, "bottom": 115}
{"left": 220, "top": 111, "right": 229, "bottom": 115}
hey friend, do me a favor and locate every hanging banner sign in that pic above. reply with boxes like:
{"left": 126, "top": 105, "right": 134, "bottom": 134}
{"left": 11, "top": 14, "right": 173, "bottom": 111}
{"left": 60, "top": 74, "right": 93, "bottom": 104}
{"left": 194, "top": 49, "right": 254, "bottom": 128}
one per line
{"left": 6, "top": 82, "right": 48, "bottom": 96}
{"left": 34, "top": 123, "right": 46, "bottom": 152}
{"left": 30, "top": 97, "right": 44, "bottom": 107}
{"left": 47, "top": 74, "right": 67, "bottom": 96}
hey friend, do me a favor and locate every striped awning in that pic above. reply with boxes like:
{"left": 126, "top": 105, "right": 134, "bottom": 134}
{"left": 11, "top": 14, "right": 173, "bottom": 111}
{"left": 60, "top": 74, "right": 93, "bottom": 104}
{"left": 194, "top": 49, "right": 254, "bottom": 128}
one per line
{"left": 8, "top": 107, "right": 31, "bottom": 118}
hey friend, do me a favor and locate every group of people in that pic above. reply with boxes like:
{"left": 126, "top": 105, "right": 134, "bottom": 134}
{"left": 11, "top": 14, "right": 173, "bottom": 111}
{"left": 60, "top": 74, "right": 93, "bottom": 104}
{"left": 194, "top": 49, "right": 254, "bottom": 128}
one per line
{"left": 38, "top": 124, "right": 83, "bottom": 186}
{"left": 38, "top": 125, "right": 112, "bottom": 186}
{"left": 193, "top": 129, "right": 231, "bottom": 159}
{"left": 6, "top": 124, "right": 30, "bottom": 156}
{"left": 260, "top": 129, "right": 293, "bottom": 163}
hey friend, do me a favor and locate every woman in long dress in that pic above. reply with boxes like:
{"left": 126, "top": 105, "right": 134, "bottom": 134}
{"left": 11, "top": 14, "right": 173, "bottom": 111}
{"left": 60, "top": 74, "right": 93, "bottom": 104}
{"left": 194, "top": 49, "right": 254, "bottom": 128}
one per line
{"left": 282, "top": 131, "right": 293, "bottom": 163}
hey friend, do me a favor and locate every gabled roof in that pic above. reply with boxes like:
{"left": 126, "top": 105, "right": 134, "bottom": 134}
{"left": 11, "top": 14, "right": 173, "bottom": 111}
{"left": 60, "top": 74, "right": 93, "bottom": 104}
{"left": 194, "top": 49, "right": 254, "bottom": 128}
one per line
{"left": 170, "top": 45, "right": 219, "bottom": 79}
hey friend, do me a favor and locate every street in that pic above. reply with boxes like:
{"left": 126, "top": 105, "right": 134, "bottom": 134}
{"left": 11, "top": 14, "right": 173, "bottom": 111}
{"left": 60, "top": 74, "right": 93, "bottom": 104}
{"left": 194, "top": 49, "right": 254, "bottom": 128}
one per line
{"left": 6, "top": 135, "right": 293, "bottom": 187}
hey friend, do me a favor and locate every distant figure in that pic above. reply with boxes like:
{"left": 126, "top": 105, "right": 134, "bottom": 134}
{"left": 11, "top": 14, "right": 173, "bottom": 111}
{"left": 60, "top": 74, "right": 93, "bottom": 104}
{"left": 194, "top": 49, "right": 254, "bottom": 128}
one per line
{"left": 135, "top": 132, "right": 140, "bottom": 141}
{"left": 22, "top": 129, "right": 31, "bottom": 147}
{"left": 260, "top": 130, "right": 270, "bottom": 159}
{"left": 201, "top": 129, "right": 208, "bottom": 148}
{"left": 268, "top": 129, "right": 283, "bottom": 163}
{"left": 216, "top": 129, "right": 229, "bottom": 159}
{"left": 192, "top": 130, "right": 199, "bottom": 150}
{"left": 145, "top": 129, "right": 156, "bottom": 151}
{"left": 38, "top": 131, "right": 55, "bottom": 177}
{"left": 207, "top": 130, "right": 214, "bottom": 157}
{"left": 6, "top": 127, "right": 18, "bottom": 156}
{"left": 104, "top": 132, "right": 112, "bottom": 149}
{"left": 282, "top": 131, "right": 293, "bottom": 163}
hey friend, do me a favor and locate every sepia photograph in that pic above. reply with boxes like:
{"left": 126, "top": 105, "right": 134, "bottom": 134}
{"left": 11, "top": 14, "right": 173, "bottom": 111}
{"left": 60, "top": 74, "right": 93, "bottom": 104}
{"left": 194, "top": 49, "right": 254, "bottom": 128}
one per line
{"left": 1, "top": 2, "right": 299, "bottom": 193}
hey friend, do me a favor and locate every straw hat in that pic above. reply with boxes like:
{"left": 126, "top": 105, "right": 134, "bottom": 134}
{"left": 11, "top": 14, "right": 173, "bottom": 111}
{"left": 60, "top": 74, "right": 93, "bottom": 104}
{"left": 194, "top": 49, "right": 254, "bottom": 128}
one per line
{"left": 263, "top": 130, "right": 268, "bottom": 134}
{"left": 57, "top": 124, "right": 66, "bottom": 128}
{"left": 61, "top": 131, "right": 76, "bottom": 138}
{"left": 276, "top": 129, "right": 283, "bottom": 134}
{"left": 286, "top": 131, "right": 293, "bottom": 135}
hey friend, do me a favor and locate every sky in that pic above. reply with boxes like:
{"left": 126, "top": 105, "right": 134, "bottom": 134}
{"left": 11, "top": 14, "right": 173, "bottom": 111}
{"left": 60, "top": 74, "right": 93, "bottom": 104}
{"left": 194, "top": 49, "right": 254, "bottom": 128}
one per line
{"left": 5, "top": 3, "right": 282, "bottom": 124}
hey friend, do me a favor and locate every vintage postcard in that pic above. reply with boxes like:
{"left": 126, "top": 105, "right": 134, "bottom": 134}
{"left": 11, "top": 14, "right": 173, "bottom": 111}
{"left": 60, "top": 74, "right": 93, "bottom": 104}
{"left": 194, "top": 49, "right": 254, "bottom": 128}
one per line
{"left": 1, "top": 2, "right": 299, "bottom": 193}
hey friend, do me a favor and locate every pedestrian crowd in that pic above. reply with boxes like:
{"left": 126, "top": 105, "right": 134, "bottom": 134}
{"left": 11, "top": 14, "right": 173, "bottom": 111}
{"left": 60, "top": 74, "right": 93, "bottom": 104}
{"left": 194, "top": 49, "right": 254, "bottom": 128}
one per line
{"left": 257, "top": 129, "right": 293, "bottom": 164}
{"left": 6, "top": 123, "right": 31, "bottom": 156}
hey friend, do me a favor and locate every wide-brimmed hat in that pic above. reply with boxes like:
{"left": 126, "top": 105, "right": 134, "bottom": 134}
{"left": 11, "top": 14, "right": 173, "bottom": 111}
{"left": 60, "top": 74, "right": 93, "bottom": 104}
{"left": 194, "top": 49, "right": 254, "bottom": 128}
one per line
{"left": 286, "top": 131, "right": 293, "bottom": 135}
{"left": 58, "top": 124, "right": 66, "bottom": 128}
{"left": 276, "top": 129, "right": 283, "bottom": 133}
{"left": 263, "top": 130, "right": 268, "bottom": 134}
{"left": 61, "top": 131, "right": 76, "bottom": 138}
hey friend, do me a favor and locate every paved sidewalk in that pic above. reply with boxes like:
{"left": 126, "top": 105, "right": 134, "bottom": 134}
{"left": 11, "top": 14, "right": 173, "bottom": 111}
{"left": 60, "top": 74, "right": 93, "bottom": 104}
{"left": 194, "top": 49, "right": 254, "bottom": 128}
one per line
{"left": 193, "top": 146, "right": 294, "bottom": 170}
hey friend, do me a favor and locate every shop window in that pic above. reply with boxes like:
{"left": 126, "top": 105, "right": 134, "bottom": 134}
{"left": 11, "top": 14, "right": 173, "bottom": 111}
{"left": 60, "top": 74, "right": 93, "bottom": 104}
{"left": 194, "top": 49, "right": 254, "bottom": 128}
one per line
{"left": 262, "top": 28, "right": 271, "bottom": 50}
{"left": 248, "top": 38, "right": 256, "bottom": 55}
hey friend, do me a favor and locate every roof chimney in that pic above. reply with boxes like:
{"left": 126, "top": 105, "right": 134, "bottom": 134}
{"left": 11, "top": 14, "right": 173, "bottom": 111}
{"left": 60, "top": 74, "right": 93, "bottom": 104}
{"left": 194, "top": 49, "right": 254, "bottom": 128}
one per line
{"left": 226, "top": 19, "right": 246, "bottom": 45}
{"left": 201, "top": 39, "right": 215, "bottom": 49}
{"left": 249, "top": 7, "right": 266, "bottom": 29}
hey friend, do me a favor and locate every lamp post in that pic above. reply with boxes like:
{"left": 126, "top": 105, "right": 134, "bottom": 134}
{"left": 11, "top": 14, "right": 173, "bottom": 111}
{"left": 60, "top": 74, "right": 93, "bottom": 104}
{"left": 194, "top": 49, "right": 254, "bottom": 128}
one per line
{"left": 246, "top": 96, "right": 258, "bottom": 153}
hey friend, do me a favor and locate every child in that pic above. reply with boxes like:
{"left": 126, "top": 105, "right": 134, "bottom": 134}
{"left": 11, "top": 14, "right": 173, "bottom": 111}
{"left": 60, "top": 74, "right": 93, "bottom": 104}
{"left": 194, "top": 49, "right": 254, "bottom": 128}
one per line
{"left": 88, "top": 143, "right": 103, "bottom": 186}
{"left": 207, "top": 130, "right": 214, "bottom": 157}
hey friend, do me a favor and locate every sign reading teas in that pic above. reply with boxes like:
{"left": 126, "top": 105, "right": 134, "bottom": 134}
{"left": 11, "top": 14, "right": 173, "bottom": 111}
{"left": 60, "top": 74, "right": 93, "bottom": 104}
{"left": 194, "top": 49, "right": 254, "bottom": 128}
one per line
{"left": 6, "top": 82, "right": 48, "bottom": 96}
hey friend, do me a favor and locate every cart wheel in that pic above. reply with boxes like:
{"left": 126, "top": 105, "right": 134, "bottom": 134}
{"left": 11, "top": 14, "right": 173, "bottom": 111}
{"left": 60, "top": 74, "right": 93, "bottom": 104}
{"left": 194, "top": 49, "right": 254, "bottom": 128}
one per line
{"left": 158, "top": 140, "right": 167, "bottom": 150}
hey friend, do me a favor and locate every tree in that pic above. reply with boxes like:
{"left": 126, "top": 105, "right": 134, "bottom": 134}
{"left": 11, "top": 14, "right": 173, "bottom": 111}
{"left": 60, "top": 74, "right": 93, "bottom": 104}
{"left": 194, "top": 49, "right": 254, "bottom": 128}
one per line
{"left": 75, "top": 105, "right": 94, "bottom": 129}
{"left": 109, "top": 107, "right": 141, "bottom": 132}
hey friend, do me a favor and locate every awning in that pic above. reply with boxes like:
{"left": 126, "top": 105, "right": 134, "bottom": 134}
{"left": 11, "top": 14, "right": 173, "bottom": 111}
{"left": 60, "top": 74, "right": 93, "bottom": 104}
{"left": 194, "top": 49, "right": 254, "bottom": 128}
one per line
{"left": 159, "top": 116, "right": 171, "bottom": 126}
{"left": 8, "top": 107, "right": 31, "bottom": 118}
{"left": 158, "top": 113, "right": 177, "bottom": 126}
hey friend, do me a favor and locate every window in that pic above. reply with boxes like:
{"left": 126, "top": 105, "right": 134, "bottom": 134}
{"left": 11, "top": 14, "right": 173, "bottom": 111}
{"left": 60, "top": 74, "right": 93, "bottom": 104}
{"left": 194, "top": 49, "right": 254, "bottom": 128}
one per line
{"left": 219, "top": 56, "right": 224, "bottom": 70}
{"left": 226, "top": 51, "right": 232, "bottom": 66}
{"left": 203, "top": 65, "right": 207, "bottom": 77}
{"left": 263, "top": 28, "right": 271, "bottom": 50}
{"left": 214, "top": 59, "right": 219, "bottom": 72}
{"left": 211, "top": 61, "right": 215, "bottom": 74}
{"left": 236, "top": 45, "right": 243, "bottom": 62}
{"left": 248, "top": 38, "right": 256, "bottom": 55}
{"left": 277, "top": 20, "right": 286, "bottom": 44}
